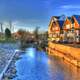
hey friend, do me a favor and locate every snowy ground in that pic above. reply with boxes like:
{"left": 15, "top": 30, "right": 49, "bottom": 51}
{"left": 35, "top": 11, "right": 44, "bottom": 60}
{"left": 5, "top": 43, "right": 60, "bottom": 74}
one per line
{"left": 0, "top": 43, "right": 18, "bottom": 73}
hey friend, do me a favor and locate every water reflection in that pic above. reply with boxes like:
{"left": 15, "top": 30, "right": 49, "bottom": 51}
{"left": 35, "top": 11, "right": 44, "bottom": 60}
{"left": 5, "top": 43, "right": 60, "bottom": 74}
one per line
{"left": 26, "top": 48, "right": 36, "bottom": 58}
{"left": 13, "top": 48, "right": 80, "bottom": 80}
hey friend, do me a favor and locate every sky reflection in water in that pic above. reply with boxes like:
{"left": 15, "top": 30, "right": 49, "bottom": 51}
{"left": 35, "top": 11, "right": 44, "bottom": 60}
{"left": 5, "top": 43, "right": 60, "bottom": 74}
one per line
{"left": 13, "top": 48, "right": 80, "bottom": 80}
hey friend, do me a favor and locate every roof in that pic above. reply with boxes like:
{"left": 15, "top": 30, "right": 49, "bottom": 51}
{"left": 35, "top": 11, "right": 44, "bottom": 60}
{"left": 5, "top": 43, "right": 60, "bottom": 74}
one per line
{"left": 73, "top": 15, "right": 80, "bottom": 24}
{"left": 52, "top": 16, "right": 60, "bottom": 19}
{"left": 58, "top": 20, "right": 64, "bottom": 29}
{"left": 49, "top": 16, "right": 60, "bottom": 26}
{"left": 59, "top": 15, "right": 66, "bottom": 21}
{"left": 68, "top": 17, "right": 71, "bottom": 20}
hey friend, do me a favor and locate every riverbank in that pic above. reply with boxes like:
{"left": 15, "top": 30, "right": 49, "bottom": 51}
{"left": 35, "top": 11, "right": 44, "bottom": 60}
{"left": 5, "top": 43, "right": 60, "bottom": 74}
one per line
{"left": 48, "top": 42, "right": 80, "bottom": 67}
{"left": 2, "top": 51, "right": 22, "bottom": 80}
{"left": 0, "top": 43, "right": 18, "bottom": 80}
{"left": 2, "top": 47, "right": 46, "bottom": 80}
{"left": 2, "top": 47, "right": 80, "bottom": 80}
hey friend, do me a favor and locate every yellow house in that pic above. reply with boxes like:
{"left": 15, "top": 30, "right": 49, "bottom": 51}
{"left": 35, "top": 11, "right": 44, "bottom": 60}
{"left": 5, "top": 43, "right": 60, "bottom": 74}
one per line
{"left": 48, "top": 16, "right": 65, "bottom": 42}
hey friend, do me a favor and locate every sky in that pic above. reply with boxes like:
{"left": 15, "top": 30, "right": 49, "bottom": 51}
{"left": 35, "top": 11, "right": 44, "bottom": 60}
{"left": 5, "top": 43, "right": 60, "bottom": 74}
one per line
{"left": 0, "top": 0, "right": 80, "bottom": 32}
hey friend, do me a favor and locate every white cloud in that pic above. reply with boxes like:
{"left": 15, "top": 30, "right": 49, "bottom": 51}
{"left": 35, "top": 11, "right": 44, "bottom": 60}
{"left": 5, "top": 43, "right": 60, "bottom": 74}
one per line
{"left": 60, "top": 5, "right": 80, "bottom": 9}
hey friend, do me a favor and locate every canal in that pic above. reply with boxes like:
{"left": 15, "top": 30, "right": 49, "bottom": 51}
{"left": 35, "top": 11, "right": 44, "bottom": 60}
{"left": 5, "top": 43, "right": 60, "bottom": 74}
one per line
{"left": 13, "top": 48, "right": 80, "bottom": 80}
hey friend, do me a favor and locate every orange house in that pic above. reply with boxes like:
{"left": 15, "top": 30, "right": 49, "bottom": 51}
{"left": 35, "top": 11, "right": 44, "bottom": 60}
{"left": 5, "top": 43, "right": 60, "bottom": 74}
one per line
{"left": 71, "top": 15, "right": 80, "bottom": 29}
{"left": 62, "top": 17, "right": 72, "bottom": 42}
{"left": 71, "top": 15, "right": 80, "bottom": 43}
{"left": 63, "top": 17, "right": 72, "bottom": 31}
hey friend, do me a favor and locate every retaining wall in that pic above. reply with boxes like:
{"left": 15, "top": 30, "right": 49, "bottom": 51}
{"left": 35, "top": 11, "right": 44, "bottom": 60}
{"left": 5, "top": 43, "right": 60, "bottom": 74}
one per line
{"left": 48, "top": 42, "right": 80, "bottom": 67}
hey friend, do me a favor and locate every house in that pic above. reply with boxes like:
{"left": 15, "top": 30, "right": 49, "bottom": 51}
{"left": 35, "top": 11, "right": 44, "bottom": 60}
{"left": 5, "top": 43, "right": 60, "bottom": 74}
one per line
{"left": 48, "top": 16, "right": 60, "bottom": 42}
{"left": 48, "top": 16, "right": 58, "bottom": 41}
{"left": 48, "top": 15, "right": 80, "bottom": 43}
{"left": 48, "top": 15, "right": 65, "bottom": 42}
{"left": 62, "top": 15, "right": 80, "bottom": 43}
{"left": 70, "top": 15, "right": 80, "bottom": 43}
{"left": 63, "top": 17, "right": 72, "bottom": 43}
{"left": 63, "top": 17, "right": 71, "bottom": 31}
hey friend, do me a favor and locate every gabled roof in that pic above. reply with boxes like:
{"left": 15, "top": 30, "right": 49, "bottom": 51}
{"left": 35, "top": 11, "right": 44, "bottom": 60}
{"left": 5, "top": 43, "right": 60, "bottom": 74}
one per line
{"left": 52, "top": 16, "right": 60, "bottom": 19}
{"left": 49, "top": 16, "right": 60, "bottom": 27}
{"left": 59, "top": 15, "right": 66, "bottom": 21}
{"left": 73, "top": 15, "right": 80, "bottom": 24}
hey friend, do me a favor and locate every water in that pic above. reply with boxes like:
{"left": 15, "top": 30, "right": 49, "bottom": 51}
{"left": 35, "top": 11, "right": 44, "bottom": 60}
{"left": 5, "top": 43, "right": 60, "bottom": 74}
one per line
{"left": 13, "top": 48, "right": 80, "bottom": 80}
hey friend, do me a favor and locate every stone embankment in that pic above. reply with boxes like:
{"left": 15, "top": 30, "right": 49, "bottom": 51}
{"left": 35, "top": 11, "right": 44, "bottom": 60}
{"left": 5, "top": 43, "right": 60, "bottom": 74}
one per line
{"left": 48, "top": 42, "right": 80, "bottom": 67}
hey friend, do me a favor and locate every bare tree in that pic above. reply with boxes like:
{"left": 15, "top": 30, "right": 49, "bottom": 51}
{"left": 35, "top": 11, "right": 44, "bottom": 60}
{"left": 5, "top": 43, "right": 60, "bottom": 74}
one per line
{"left": 0, "top": 23, "right": 3, "bottom": 33}
{"left": 17, "top": 29, "right": 27, "bottom": 47}
{"left": 9, "top": 21, "right": 12, "bottom": 32}
{"left": 33, "top": 27, "right": 40, "bottom": 40}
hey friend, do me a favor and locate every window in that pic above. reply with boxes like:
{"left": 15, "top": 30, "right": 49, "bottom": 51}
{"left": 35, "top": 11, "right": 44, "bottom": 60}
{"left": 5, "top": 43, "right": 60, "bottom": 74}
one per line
{"left": 49, "top": 34, "right": 52, "bottom": 37}
{"left": 66, "top": 24, "right": 70, "bottom": 29}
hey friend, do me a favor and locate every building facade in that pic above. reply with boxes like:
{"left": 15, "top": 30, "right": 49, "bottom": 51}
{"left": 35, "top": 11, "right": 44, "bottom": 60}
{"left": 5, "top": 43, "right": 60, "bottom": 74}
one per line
{"left": 48, "top": 15, "right": 80, "bottom": 43}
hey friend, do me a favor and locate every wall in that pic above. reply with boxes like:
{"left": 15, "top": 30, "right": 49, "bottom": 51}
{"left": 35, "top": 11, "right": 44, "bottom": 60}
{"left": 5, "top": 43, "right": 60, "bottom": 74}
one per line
{"left": 48, "top": 42, "right": 80, "bottom": 67}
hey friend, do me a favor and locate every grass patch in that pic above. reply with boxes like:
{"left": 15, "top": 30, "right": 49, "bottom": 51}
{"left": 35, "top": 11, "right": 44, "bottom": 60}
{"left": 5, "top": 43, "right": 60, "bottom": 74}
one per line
{"left": 0, "top": 39, "right": 17, "bottom": 43}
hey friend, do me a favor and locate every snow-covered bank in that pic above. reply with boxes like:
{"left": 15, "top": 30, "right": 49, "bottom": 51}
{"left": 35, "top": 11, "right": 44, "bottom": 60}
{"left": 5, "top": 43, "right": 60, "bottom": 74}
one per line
{"left": 0, "top": 43, "right": 18, "bottom": 80}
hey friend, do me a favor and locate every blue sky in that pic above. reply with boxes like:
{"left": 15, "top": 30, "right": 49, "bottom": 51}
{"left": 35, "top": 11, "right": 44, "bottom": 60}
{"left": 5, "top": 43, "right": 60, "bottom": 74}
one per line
{"left": 0, "top": 0, "right": 80, "bottom": 32}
